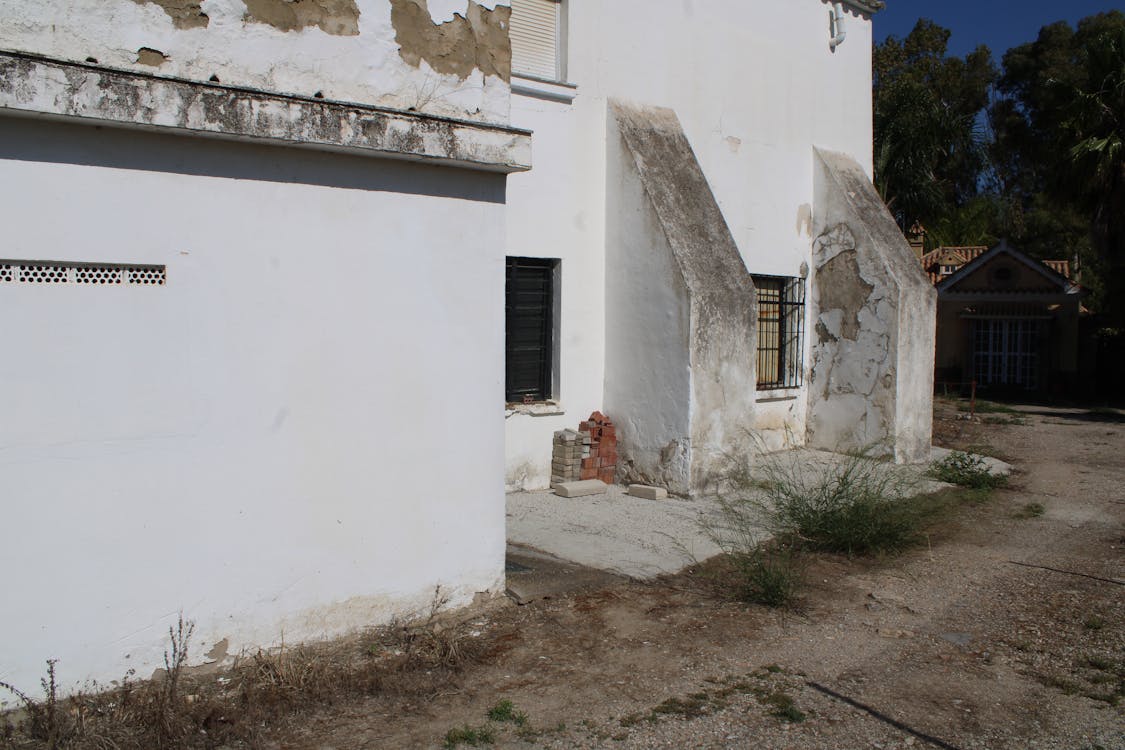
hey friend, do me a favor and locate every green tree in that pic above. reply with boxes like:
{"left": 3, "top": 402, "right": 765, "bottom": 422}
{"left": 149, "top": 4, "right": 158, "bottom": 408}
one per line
{"left": 990, "top": 11, "right": 1125, "bottom": 320}
{"left": 1057, "top": 28, "right": 1125, "bottom": 321}
{"left": 873, "top": 20, "right": 997, "bottom": 232}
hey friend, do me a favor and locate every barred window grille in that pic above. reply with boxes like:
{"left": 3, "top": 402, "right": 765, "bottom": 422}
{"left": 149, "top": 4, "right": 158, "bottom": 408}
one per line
{"left": 506, "top": 256, "right": 557, "bottom": 403}
{"left": 753, "top": 275, "right": 806, "bottom": 390}
{"left": 0, "top": 261, "right": 165, "bottom": 286}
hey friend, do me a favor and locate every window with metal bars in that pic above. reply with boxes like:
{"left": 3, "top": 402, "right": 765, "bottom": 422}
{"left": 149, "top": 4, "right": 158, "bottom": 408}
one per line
{"left": 506, "top": 257, "right": 558, "bottom": 403}
{"left": 753, "top": 275, "right": 806, "bottom": 390}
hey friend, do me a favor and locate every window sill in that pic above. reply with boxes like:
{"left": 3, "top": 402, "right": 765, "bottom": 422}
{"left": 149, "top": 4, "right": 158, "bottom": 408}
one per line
{"left": 756, "top": 388, "right": 802, "bottom": 403}
{"left": 505, "top": 401, "right": 565, "bottom": 417}
{"left": 511, "top": 74, "right": 578, "bottom": 103}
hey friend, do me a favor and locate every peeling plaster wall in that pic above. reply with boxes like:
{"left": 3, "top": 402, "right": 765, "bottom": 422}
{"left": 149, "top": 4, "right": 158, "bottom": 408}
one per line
{"left": 808, "top": 148, "right": 935, "bottom": 462}
{"left": 504, "top": 1, "right": 879, "bottom": 487}
{"left": 0, "top": 117, "right": 507, "bottom": 692}
{"left": 0, "top": 0, "right": 511, "bottom": 123}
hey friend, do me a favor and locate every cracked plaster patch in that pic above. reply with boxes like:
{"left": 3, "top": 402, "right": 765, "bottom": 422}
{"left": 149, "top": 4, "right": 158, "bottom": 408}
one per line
{"left": 390, "top": 0, "right": 511, "bottom": 81}
{"left": 242, "top": 0, "right": 360, "bottom": 35}
{"left": 131, "top": 0, "right": 209, "bottom": 29}
{"left": 816, "top": 249, "right": 873, "bottom": 341}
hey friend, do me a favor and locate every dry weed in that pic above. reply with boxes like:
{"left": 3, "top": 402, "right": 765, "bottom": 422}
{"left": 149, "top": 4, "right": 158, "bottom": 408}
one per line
{"left": 1, "top": 590, "right": 490, "bottom": 749}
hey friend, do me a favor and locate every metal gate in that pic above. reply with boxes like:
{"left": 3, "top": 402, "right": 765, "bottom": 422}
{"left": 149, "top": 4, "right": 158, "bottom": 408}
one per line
{"left": 972, "top": 318, "right": 1041, "bottom": 389}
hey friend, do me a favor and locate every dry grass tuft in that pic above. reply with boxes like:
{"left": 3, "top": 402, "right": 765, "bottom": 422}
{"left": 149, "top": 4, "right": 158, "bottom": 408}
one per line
{"left": 1, "top": 591, "right": 491, "bottom": 749}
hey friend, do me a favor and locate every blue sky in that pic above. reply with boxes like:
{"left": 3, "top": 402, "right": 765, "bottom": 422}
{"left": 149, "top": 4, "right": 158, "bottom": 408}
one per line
{"left": 874, "top": 1, "right": 1125, "bottom": 60}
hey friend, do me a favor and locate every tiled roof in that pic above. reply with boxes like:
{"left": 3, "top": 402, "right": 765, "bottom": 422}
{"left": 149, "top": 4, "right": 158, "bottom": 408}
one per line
{"left": 1043, "top": 259, "right": 1070, "bottom": 278}
{"left": 920, "top": 245, "right": 1070, "bottom": 286}
{"left": 920, "top": 246, "right": 988, "bottom": 283}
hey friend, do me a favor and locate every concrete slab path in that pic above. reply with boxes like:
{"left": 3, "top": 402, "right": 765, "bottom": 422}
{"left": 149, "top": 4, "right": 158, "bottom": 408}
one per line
{"left": 506, "top": 447, "right": 1010, "bottom": 580}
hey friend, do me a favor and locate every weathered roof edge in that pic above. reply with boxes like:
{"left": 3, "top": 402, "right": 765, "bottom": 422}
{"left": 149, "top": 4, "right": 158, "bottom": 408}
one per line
{"left": 936, "top": 241, "right": 1083, "bottom": 296}
{"left": 840, "top": 0, "right": 885, "bottom": 14}
{"left": 0, "top": 50, "right": 532, "bottom": 173}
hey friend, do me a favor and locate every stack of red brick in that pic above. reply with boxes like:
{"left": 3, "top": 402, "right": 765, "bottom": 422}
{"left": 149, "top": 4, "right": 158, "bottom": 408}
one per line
{"left": 579, "top": 411, "right": 617, "bottom": 484}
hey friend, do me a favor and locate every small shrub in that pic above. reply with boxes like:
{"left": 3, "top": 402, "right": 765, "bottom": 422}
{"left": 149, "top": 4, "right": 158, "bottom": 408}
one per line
{"left": 764, "top": 692, "right": 806, "bottom": 722}
{"left": 444, "top": 723, "right": 496, "bottom": 748}
{"left": 706, "top": 450, "right": 926, "bottom": 561}
{"left": 961, "top": 400, "right": 1019, "bottom": 414}
{"left": 1084, "top": 615, "right": 1106, "bottom": 631}
{"left": 1014, "top": 502, "right": 1045, "bottom": 519}
{"left": 1084, "top": 654, "right": 1114, "bottom": 671}
{"left": 929, "top": 451, "right": 1007, "bottom": 490}
{"left": 728, "top": 544, "right": 803, "bottom": 607}
{"left": 487, "top": 699, "right": 528, "bottom": 726}
{"left": 759, "top": 454, "right": 923, "bottom": 554}
{"left": 650, "top": 695, "right": 711, "bottom": 719}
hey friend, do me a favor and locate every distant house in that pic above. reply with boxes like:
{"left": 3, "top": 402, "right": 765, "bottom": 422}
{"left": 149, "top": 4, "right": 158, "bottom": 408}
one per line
{"left": 931, "top": 242, "right": 1082, "bottom": 393}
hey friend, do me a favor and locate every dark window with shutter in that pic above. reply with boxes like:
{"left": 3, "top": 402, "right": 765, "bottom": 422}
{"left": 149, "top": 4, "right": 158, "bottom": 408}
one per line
{"left": 506, "top": 257, "right": 557, "bottom": 402}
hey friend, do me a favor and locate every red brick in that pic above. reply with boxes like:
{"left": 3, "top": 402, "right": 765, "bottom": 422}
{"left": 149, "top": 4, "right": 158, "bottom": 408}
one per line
{"left": 598, "top": 468, "right": 614, "bottom": 484}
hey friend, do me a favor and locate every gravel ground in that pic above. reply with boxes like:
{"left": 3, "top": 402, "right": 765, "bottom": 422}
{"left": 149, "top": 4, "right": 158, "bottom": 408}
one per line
{"left": 271, "top": 400, "right": 1123, "bottom": 750}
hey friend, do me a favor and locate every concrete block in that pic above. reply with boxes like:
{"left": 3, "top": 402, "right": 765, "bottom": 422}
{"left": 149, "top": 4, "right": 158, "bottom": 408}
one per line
{"left": 627, "top": 484, "right": 668, "bottom": 500}
{"left": 553, "top": 479, "right": 608, "bottom": 498}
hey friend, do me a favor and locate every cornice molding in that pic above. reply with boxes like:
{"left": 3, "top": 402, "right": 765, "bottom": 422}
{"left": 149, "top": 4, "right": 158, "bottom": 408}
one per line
{"left": 0, "top": 50, "right": 532, "bottom": 173}
{"left": 840, "top": 0, "right": 885, "bottom": 14}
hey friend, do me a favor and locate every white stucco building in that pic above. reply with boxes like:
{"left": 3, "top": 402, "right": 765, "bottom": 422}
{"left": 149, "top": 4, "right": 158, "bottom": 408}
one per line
{"left": 0, "top": 0, "right": 933, "bottom": 693}
{"left": 503, "top": 0, "right": 933, "bottom": 493}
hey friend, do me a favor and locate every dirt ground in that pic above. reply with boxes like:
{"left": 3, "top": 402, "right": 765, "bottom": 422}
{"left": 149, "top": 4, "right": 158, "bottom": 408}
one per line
{"left": 268, "top": 399, "right": 1124, "bottom": 750}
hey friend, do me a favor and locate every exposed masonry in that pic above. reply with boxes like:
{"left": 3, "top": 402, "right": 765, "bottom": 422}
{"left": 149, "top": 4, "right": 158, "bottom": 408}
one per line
{"left": 814, "top": 233, "right": 874, "bottom": 342}
{"left": 131, "top": 0, "right": 209, "bottom": 29}
{"left": 0, "top": 52, "right": 531, "bottom": 173}
{"left": 136, "top": 47, "right": 168, "bottom": 67}
{"left": 390, "top": 0, "right": 511, "bottom": 82}
{"left": 243, "top": 0, "right": 361, "bottom": 36}
{"left": 132, "top": 0, "right": 362, "bottom": 33}
{"left": 0, "top": 261, "right": 166, "bottom": 286}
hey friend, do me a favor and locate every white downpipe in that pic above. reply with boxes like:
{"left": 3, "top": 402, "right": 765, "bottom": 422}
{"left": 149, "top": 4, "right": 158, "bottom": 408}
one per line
{"left": 830, "top": 2, "right": 847, "bottom": 51}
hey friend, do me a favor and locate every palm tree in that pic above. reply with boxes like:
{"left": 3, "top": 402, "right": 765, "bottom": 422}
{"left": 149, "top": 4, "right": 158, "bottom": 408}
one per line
{"left": 1055, "top": 28, "right": 1125, "bottom": 322}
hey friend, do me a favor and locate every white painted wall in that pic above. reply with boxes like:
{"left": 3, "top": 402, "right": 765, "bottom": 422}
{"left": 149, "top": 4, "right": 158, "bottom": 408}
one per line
{"left": 604, "top": 120, "right": 693, "bottom": 494}
{"left": 0, "top": 117, "right": 507, "bottom": 693}
{"left": 504, "top": 0, "right": 876, "bottom": 487}
{"left": 0, "top": 0, "right": 510, "bottom": 124}
{"left": 502, "top": 91, "right": 607, "bottom": 491}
